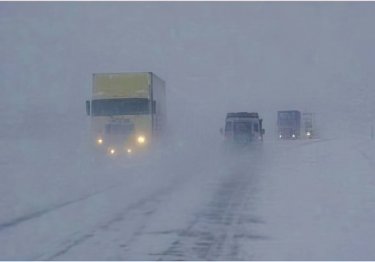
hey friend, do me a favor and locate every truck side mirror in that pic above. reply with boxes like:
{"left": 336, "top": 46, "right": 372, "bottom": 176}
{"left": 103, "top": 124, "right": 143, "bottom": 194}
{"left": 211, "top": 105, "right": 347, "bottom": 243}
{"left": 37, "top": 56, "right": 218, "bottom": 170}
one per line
{"left": 86, "top": 100, "right": 90, "bottom": 116}
{"left": 262, "top": 129, "right": 265, "bottom": 135}
{"left": 220, "top": 128, "right": 223, "bottom": 135}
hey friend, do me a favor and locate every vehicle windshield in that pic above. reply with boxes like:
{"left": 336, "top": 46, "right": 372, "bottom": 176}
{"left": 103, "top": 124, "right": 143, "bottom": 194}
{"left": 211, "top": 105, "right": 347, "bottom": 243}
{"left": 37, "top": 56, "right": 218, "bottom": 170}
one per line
{"left": 278, "top": 112, "right": 297, "bottom": 125}
{"left": 305, "top": 121, "right": 312, "bottom": 128}
{"left": 92, "top": 98, "right": 150, "bottom": 116}
{"left": 233, "top": 121, "right": 252, "bottom": 134}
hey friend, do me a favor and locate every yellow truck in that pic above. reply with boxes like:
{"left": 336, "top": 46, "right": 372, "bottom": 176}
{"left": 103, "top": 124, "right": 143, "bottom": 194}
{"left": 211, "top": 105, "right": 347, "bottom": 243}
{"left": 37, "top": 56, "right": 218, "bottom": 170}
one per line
{"left": 85, "top": 72, "right": 166, "bottom": 156}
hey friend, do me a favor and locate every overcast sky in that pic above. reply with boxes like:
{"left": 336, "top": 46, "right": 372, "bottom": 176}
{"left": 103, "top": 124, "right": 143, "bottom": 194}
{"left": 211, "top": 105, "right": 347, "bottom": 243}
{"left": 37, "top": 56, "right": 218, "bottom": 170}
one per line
{"left": 1, "top": 2, "right": 374, "bottom": 138}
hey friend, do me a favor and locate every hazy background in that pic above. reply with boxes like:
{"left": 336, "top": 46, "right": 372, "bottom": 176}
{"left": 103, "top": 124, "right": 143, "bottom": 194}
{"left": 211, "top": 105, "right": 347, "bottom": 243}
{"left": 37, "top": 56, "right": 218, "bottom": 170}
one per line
{"left": 1, "top": 2, "right": 375, "bottom": 144}
{"left": 1, "top": 3, "right": 375, "bottom": 260}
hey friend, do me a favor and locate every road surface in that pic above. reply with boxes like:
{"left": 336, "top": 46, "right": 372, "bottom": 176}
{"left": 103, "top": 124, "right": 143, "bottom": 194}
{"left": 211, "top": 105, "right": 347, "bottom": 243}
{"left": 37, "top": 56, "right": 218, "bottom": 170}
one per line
{"left": 1, "top": 137, "right": 375, "bottom": 260}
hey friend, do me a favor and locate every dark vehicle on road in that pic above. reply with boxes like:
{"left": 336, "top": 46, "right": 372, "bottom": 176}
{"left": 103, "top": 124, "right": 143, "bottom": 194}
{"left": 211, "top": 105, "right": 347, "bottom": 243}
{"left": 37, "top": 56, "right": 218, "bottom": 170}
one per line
{"left": 277, "top": 110, "right": 301, "bottom": 139}
{"left": 222, "top": 112, "right": 265, "bottom": 147}
{"left": 302, "top": 112, "right": 314, "bottom": 139}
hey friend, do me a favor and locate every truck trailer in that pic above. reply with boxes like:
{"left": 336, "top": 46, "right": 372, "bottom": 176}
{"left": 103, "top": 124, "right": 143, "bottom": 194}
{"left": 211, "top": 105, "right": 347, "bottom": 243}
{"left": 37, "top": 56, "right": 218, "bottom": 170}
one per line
{"left": 85, "top": 72, "right": 166, "bottom": 156}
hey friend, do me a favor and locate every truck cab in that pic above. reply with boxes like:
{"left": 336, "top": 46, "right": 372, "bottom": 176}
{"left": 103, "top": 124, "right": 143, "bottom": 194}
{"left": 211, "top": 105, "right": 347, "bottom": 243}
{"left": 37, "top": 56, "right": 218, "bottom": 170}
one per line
{"left": 302, "top": 112, "right": 314, "bottom": 139}
{"left": 223, "top": 112, "right": 265, "bottom": 146}
{"left": 85, "top": 72, "right": 166, "bottom": 157}
{"left": 277, "top": 110, "right": 301, "bottom": 139}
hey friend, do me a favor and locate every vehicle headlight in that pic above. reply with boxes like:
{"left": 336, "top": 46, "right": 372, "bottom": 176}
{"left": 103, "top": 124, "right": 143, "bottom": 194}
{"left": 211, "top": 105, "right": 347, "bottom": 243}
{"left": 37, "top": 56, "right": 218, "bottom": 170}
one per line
{"left": 292, "top": 134, "right": 296, "bottom": 138}
{"left": 127, "top": 148, "right": 132, "bottom": 154}
{"left": 137, "top": 136, "right": 146, "bottom": 144}
{"left": 96, "top": 138, "right": 103, "bottom": 145}
{"left": 306, "top": 132, "right": 311, "bottom": 136}
{"left": 109, "top": 148, "right": 116, "bottom": 155}
{"left": 279, "top": 134, "right": 282, "bottom": 138}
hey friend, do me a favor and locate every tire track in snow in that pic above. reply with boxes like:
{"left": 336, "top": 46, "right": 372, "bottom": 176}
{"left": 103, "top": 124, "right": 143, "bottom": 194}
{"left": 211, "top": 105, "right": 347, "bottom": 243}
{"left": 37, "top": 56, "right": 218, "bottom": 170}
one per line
{"left": 156, "top": 166, "right": 267, "bottom": 261}
{"left": 39, "top": 150, "right": 219, "bottom": 260}
{"left": 39, "top": 177, "right": 185, "bottom": 260}
{"left": 0, "top": 184, "right": 119, "bottom": 232}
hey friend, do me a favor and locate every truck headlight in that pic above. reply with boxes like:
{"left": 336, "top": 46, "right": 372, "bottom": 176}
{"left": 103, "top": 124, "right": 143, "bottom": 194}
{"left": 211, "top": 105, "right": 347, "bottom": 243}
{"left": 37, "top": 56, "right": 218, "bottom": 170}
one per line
{"left": 96, "top": 138, "right": 103, "bottom": 145}
{"left": 109, "top": 148, "right": 116, "bottom": 155}
{"left": 137, "top": 136, "right": 146, "bottom": 144}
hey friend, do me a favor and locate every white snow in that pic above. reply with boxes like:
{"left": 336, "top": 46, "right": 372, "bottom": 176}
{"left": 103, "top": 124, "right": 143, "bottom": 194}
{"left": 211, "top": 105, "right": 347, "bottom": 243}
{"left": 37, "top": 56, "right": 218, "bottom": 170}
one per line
{"left": 1, "top": 132, "right": 375, "bottom": 260}
{"left": 1, "top": 2, "right": 375, "bottom": 260}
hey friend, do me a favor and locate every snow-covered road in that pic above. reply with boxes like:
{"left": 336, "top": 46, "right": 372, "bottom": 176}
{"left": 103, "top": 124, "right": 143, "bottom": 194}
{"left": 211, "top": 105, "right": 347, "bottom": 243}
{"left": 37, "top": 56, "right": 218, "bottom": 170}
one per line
{"left": 1, "top": 136, "right": 375, "bottom": 260}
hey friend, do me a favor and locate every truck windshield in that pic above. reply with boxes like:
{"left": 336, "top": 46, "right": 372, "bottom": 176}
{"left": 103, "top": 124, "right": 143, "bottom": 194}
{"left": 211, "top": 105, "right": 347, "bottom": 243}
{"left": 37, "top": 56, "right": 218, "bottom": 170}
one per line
{"left": 278, "top": 112, "right": 296, "bottom": 125}
{"left": 234, "top": 122, "right": 252, "bottom": 134}
{"left": 92, "top": 98, "right": 150, "bottom": 116}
